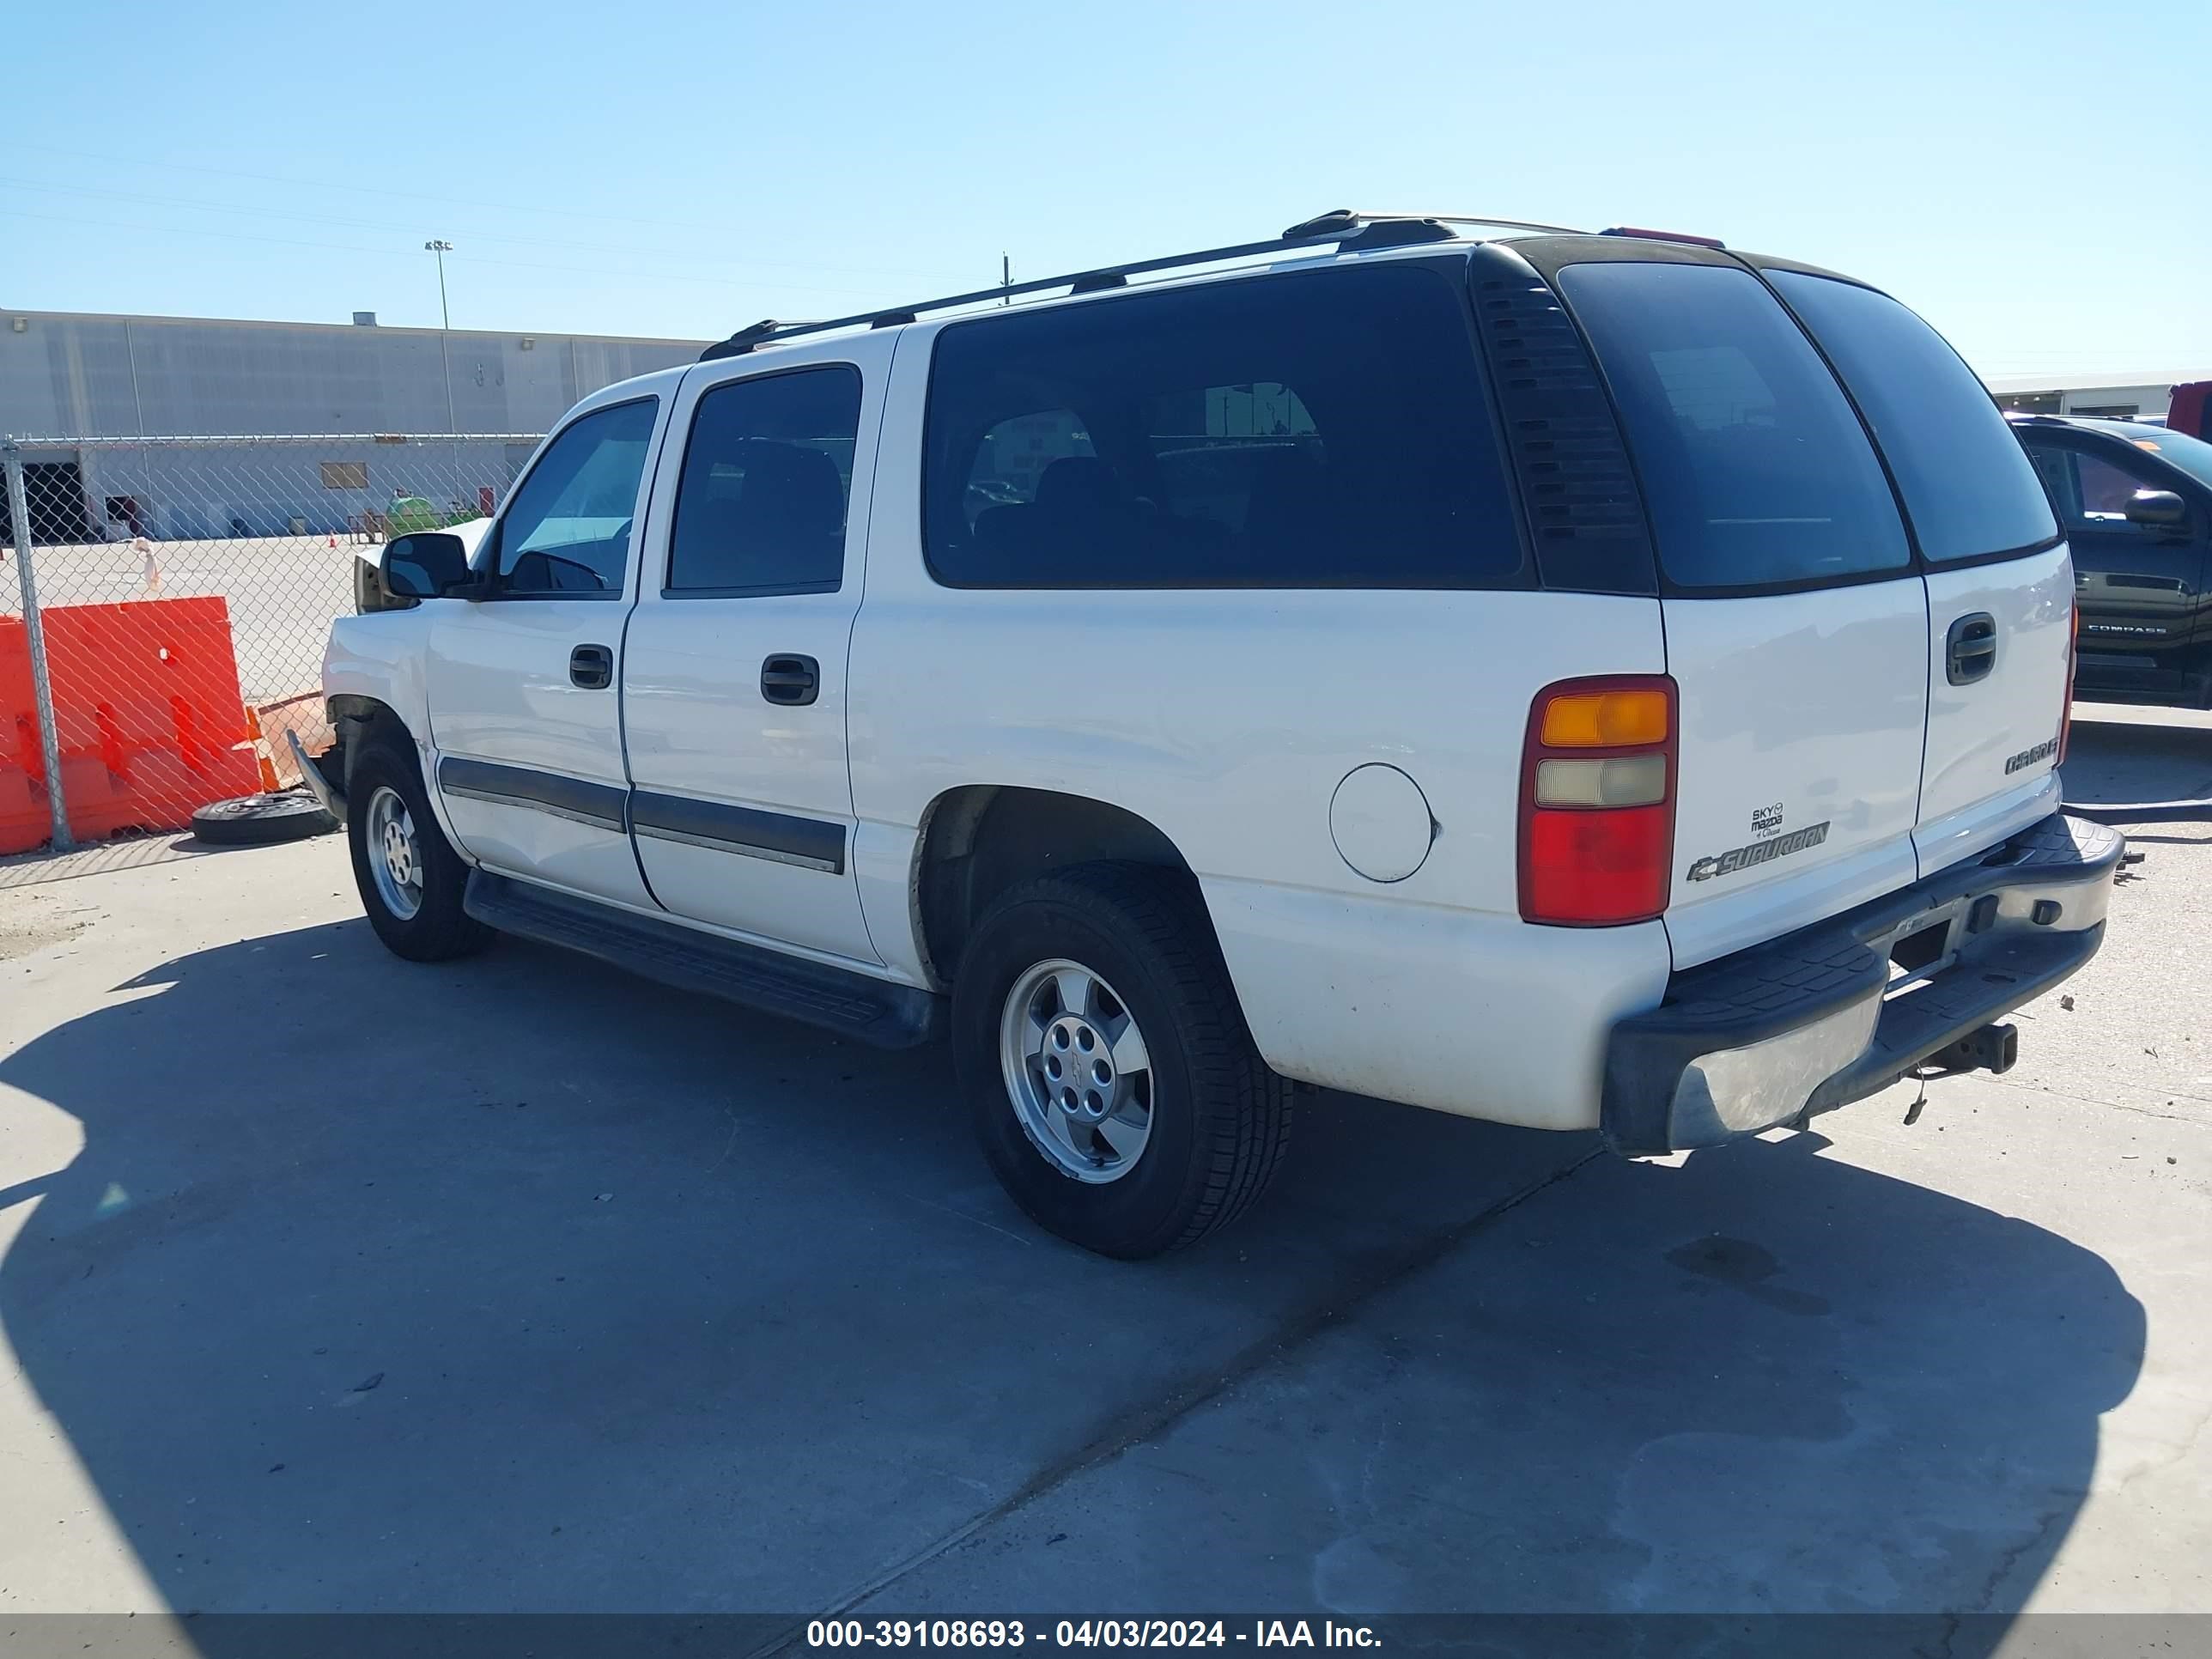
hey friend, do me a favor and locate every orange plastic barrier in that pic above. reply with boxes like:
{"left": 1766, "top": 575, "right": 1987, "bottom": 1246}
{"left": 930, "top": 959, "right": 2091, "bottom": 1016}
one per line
{"left": 0, "top": 597, "right": 262, "bottom": 854}
{"left": 0, "top": 632, "right": 41, "bottom": 851}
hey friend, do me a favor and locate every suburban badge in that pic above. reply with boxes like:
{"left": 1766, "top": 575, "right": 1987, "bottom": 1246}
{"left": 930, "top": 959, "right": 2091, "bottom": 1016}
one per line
{"left": 1686, "top": 821, "right": 1832, "bottom": 883}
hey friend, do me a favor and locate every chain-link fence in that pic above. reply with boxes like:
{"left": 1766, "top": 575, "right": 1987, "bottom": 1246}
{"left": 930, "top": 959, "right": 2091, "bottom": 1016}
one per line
{"left": 2, "top": 432, "right": 539, "bottom": 854}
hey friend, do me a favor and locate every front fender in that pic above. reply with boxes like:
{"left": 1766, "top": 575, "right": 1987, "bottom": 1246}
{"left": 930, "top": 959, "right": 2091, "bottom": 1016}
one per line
{"left": 324, "top": 611, "right": 434, "bottom": 740}
{"left": 322, "top": 609, "right": 475, "bottom": 863}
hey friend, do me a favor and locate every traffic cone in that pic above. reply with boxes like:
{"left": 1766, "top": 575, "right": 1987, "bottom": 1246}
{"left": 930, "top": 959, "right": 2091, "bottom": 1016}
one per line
{"left": 241, "top": 707, "right": 283, "bottom": 793}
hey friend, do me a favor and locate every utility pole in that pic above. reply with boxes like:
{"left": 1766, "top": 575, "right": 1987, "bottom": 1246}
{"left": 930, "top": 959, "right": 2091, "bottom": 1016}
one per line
{"left": 1001, "top": 252, "right": 1010, "bottom": 305}
{"left": 424, "top": 240, "right": 459, "bottom": 483}
{"left": 423, "top": 240, "right": 453, "bottom": 329}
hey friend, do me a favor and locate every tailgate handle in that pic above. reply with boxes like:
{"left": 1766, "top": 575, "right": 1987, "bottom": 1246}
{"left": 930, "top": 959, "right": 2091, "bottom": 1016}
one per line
{"left": 1946, "top": 613, "right": 1998, "bottom": 685}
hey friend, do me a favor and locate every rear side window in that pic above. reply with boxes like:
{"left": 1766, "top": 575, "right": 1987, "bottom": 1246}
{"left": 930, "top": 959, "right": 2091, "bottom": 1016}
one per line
{"left": 1556, "top": 262, "right": 1909, "bottom": 591}
{"left": 667, "top": 366, "right": 862, "bottom": 594}
{"left": 966, "top": 410, "right": 1095, "bottom": 515}
{"left": 2118, "top": 426, "right": 2212, "bottom": 492}
{"left": 923, "top": 263, "right": 1522, "bottom": 589}
{"left": 1765, "top": 271, "right": 2057, "bottom": 564}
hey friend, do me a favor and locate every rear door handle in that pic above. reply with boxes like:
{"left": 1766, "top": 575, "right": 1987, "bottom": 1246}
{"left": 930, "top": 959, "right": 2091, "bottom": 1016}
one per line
{"left": 569, "top": 644, "right": 614, "bottom": 690}
{"left": 761, "top": 653, "right": 820, "bottom": 707}
{"left": 1945, "top": 613, "right": 1997, "bottom": 685}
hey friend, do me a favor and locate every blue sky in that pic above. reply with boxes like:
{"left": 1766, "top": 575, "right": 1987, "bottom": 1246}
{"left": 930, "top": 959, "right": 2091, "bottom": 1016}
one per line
{"left": 6, "top": 0, "right": 2207, "bottom": 380}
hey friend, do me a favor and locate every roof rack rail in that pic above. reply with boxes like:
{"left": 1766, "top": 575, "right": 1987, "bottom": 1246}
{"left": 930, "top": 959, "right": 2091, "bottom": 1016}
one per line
{"left": 1599, "top": 224, "right": 1726, "bottom": 249}
{"left": 700, "top": 319, "right": 817, "bottom": 362}
{"left": 694, "top": 210, "right": 1589, "bottom": 362}
{"left": 1279, "top": 209, "right": 1586, "bottom": 241}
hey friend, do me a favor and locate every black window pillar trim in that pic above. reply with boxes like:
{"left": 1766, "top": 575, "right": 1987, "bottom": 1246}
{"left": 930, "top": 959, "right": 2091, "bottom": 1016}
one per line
{"left": 1462, "top": 241, "right": 1659, "bottom": 597}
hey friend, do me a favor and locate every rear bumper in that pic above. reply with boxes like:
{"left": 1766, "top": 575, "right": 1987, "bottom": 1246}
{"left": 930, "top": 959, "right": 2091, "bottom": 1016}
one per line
{"left": 1602, "top": 812, "right": 2124, "bottom": 1154}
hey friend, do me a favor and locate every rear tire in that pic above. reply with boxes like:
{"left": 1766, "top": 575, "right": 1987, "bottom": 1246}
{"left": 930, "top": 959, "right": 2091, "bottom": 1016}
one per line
{"left": 951, "top": 862, "right": 1291, "bottom": 1258}
{"left": 346, "top": 739, "right": 490, "bottom": 963}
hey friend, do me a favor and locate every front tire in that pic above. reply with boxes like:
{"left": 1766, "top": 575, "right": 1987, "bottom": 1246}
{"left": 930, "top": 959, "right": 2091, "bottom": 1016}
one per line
{"left": 952, "top": 863, "right": 1291, "bottom": 1258}
{"left": 346, "top": 740, "right": 490, "bottom": 963}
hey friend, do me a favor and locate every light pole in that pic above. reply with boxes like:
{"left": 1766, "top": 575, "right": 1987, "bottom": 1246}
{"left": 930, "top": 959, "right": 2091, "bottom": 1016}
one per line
{"left": 423, "top": 240, "right": 453, "bottom": 329}
{"left": 424, "top": 240, "right": 459, "bottom": 477}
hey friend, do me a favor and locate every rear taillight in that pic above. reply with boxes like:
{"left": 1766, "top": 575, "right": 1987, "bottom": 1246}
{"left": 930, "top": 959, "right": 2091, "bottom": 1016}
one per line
{"left": 2057, "top": 598, "right": 2078, "bottom": 765}
{"left": 1519, "top": 676, "right": 1677, "bottom": 927}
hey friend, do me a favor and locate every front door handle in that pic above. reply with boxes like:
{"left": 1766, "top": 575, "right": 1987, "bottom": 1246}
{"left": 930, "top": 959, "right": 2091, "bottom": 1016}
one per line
{"left": 1945, "top": 613, "right": 1997, "bottom": 686}
{"left": 761, "top": 653, "right": 820, "bottom": 707}
{"left": 569, "top": 644, "right": 614, "bottom": 690}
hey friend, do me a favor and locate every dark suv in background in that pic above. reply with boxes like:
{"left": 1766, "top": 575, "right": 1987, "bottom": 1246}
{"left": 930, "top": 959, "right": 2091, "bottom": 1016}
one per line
{"left": 2011, "top": 414, "right": 2212, "bottom": 708}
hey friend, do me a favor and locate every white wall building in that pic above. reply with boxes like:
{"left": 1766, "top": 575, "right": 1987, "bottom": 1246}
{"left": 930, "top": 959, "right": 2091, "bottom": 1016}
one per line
{"left": 1980, "top": 371, "right": 2202, "bottom": 422}
{"left": 1, "top": 308, "right": 705, "bottom": 542}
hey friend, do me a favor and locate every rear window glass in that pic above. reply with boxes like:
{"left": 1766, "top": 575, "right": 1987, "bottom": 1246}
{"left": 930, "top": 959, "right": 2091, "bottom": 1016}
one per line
{"left": 922, "top": 262, "right": 1523, "bottom": 589}
{"left": 1765, "top": 271, "right": 2057, "bottom": 564}
{"left": 1556, "top": 261, "right": 1909, "bottom": 591}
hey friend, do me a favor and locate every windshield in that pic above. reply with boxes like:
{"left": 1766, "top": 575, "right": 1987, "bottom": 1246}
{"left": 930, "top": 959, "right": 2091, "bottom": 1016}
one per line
{"left": 2075, "top": 420, "right": 2212, "bottom": 492}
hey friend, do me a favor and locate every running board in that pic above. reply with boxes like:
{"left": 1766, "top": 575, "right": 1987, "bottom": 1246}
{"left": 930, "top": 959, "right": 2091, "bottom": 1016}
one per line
{"left": 464, "top": 871, "right": 944, "bottom": 1049}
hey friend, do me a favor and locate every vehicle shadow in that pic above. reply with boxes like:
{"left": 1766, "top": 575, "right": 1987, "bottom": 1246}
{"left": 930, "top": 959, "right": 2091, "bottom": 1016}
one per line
{"left": 2061, "top": 714, "right": 2212, "bottom": 830}
{"left": 0, "top": 916, "right": 2143, "bottom": 1644}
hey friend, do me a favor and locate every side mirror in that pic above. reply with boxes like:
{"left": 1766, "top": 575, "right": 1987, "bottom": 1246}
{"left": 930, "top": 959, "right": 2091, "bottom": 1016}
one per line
{"left": 2124, "top": 489, "right": 2187, "bottom": 528}
{"left": 380, "top": 532, "right": 473, "bottom": 599}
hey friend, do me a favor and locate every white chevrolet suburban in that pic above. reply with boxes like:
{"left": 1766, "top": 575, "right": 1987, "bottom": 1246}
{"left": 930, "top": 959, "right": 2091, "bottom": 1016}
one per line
{"left": 301, "top": 210, "right": 2123, "bottom": 1258}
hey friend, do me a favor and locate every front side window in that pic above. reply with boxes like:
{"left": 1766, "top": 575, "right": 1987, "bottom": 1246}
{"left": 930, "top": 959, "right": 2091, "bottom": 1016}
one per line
{"left": 2024, "top": 439, "right": 2195, "bottom": 534}
{"left": 923, "top": 263, "right": 1522, "bottom": 589}
{"left": 2077, "top": 422, "right": 2212, "bottom": 493}
{"left": 1764, "top": 271, "right": 2057, "bottom": 564}
{"left": 666, "top": 366, "right": 863, "bottom": 594}
{"left": 1557, "top": 261, "right": 1909, "bottom": 591}
{"left": 494, "top": 398, "right": 658, "bottom": 595}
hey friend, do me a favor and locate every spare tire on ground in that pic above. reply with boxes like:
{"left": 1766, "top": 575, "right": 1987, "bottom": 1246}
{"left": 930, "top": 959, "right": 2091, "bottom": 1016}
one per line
{"left": 190, "top": 790, "right": 339, "bottom": 847}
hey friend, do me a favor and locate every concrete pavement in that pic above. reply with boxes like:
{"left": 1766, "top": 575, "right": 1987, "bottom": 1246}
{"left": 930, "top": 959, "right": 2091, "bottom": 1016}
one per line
{"left": 0, "top": 708, "right": 2206, "bottom": 1638}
